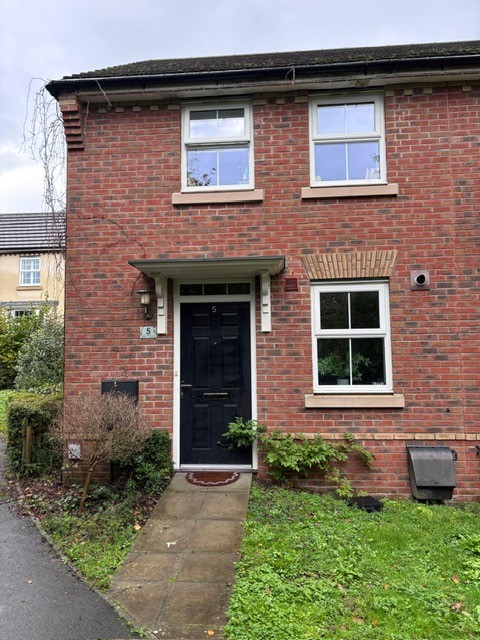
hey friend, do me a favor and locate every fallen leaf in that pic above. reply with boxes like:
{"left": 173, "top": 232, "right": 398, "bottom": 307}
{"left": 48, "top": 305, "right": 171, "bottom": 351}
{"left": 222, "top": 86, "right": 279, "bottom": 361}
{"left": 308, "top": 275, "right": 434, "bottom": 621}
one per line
{"left": 371, "top": 619, "right": 378, "bottom": 626}
{"left": 452, "top": 574, "right": 460, "bottom": 584}
{"left": 451, "top": 602, "right": 463, "bottom": 612}
{"left": 134, "top": 524, "right": 141, "bottom": 531}
{"left": 27, "top": 580, "right": 32, "bottom": 584}
{"left": 353, "top": 617, "right": 364, "bottom": 624}
{"left": 207, "top": 631, "right": 215, "bottom": 636}
{"left": 383, "top": 583, "right": 390, "bottom": 590}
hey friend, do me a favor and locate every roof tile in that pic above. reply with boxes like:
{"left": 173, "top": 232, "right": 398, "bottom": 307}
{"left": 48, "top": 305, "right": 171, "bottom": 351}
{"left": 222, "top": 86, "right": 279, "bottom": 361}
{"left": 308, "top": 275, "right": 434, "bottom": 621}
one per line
{"left": 0, "top": 213, "right": 65, "bottom": 253}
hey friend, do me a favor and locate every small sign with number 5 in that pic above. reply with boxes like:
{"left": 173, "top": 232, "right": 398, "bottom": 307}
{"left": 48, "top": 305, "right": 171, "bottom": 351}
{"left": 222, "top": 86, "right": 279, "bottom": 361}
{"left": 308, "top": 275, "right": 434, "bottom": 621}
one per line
{"left": 140, "top": 326, "right": 157, "bottom": 338}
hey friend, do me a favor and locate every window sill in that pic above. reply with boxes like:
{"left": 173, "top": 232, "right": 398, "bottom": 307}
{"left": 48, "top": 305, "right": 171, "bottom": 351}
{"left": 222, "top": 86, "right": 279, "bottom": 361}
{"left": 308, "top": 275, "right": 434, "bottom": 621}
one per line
{"left": 172, "top": 189, "right": 264, "bottom": 205}
{"left": 305, "top": 393, "right": 405, "bottom": 409}
{"left": 17, "top": 286, "right": 42, "bottom": 291}
{"left": 301, "top": 184, "right": 399, "bottom": 199}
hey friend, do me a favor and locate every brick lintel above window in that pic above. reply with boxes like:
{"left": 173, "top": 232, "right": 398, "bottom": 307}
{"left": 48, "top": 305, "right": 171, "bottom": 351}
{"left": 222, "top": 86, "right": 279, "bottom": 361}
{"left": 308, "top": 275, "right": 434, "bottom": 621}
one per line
{"left": 302, "top": 249, "right": 398, "bottom": 281}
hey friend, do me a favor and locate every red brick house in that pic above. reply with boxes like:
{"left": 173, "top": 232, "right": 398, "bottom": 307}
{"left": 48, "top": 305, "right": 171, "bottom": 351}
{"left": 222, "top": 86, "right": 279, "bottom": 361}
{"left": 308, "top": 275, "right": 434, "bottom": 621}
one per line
{"left": 47, "top": 41, "right": 480, "bottom": 499}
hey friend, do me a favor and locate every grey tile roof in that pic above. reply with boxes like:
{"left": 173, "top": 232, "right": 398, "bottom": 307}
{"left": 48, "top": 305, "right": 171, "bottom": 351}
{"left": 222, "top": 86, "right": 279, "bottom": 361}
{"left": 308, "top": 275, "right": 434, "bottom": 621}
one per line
{"left": 62, "top": 40, "right": 480, "bottom": 80}
{"left": 0, "top": 213, "right": 65, "bottom": 253}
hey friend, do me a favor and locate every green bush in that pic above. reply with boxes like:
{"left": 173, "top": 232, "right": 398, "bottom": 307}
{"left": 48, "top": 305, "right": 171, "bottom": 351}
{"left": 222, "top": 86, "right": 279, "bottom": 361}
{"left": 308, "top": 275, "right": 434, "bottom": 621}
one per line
{"left": 118, "top": 429, "right": 173, "bottom": 495}
{"left": 0, "top": 311, "right": 42, "bottom": 389}
{"left": 6, "top": 391, "right": 63, "bottom": 476}
{"left": 223, "top": 419, "right": 374, "bottom": 495}
{"left": 15, "top": 313, "right": 64, "bottom": 390}
{"left": 0, "top": 390, "right": 17, "bottom": 434}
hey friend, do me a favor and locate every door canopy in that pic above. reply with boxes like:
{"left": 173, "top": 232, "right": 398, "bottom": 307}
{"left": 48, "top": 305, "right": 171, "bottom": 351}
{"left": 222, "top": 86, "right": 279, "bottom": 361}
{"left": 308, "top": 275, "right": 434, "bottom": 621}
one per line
{"left": 129, "top": 255, "right": 286, "bottom": 334}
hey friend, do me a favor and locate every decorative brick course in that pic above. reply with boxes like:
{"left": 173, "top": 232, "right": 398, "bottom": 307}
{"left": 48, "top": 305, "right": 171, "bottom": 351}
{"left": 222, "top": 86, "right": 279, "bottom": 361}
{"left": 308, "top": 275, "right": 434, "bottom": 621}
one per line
{"left": 302, "top": 249, "right": 398, "bottom": 280}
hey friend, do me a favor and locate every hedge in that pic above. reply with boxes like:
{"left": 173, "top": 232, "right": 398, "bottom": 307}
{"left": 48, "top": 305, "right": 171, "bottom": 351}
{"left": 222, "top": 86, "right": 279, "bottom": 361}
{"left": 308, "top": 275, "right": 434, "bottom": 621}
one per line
{"left": 7, "top": 392, "right": 63, "bottom": 476}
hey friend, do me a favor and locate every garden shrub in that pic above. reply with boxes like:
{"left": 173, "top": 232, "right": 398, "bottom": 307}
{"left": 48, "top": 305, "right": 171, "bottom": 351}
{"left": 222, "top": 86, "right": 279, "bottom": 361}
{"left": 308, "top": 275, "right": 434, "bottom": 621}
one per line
{"left": 0, "top": 389, "right": 17, "bottom": 434}
{"left": 15, "top": 313, "right": 64, "bottom": 390}
{"left": 223, "top": 419, "right": 374, "bottom": 495}
{"left": 118, "top": 429, "right": 173, "bottom": 495}
{"left": 57, "top": 393, "right": 152, "bottom": 514}
{"left": 0, "top": 311, "right": 42, "bottom": 389}
{"left": 6, "top": 391, "right": 63, "bottom": 476}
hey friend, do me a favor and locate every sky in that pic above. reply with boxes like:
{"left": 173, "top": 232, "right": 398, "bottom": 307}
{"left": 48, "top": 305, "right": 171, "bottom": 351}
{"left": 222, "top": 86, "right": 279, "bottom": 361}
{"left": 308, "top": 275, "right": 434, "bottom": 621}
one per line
{"left": 1, "top": 0, "right": 479, "bottom": 213}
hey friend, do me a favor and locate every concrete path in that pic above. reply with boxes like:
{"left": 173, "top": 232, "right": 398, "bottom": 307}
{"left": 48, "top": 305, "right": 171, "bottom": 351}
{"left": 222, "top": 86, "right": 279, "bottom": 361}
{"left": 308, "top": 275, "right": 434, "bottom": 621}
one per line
{"left": 0, "top": 437, "right": 136, "bottom": 640}
{"left": 109, "top": 472, "right": 251, "bottom": 640}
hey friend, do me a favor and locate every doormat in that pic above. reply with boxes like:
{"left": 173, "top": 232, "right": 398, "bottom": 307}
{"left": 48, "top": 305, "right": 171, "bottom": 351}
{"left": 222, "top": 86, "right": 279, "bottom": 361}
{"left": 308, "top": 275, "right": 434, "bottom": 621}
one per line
{"left": 186, "top": 471, "right": 240, "bottom": 487}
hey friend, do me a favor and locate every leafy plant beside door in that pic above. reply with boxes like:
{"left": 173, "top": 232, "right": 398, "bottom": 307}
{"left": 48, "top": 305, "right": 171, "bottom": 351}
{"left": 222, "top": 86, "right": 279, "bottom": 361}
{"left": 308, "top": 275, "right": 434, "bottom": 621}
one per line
{"left": 222, "top": 417, "right": 267, "bottom": 448}
{"left": 223, "top": 418, "right": 374, "bottom": 496}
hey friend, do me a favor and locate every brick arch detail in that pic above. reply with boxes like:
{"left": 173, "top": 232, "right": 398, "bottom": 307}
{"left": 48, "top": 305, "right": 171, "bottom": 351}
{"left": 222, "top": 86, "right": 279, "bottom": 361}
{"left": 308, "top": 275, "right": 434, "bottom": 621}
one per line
{"left": 302, "top": 249, "right": 398, "bottom": 280}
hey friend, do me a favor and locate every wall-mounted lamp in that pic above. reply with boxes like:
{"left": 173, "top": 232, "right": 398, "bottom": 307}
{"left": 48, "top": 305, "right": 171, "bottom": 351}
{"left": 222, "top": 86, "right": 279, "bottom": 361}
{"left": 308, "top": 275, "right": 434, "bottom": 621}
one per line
{"left": 137, "top": 290, "right": 153, "bottom": 320}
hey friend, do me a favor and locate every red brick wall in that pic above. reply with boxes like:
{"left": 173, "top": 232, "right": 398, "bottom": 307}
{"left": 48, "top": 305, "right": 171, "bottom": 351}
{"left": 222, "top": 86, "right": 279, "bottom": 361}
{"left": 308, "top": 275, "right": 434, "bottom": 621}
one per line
{"left": 62, "top": 84, "right": 480, "bottom": 500}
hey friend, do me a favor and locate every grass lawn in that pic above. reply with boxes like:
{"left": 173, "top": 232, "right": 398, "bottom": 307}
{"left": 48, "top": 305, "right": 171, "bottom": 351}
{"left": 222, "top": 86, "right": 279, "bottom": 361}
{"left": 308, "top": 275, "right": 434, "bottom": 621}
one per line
{"left": 225, "top": 484, "right": 480, "bottom": 640}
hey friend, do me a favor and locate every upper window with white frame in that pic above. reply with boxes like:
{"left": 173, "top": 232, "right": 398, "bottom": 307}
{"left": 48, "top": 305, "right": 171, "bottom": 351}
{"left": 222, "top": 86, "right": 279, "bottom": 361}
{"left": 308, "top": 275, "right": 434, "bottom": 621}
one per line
{"left": 19, "top": 257, "right": 41, "bottom": 286}
{"left": 182, "top": 102, "right": 253, "bottom": 191}
{"left": 309, "top": 94, "right": 385, "bottom": 186}
{"left": 312, "top": 281, "right": 392, "bottom": 393}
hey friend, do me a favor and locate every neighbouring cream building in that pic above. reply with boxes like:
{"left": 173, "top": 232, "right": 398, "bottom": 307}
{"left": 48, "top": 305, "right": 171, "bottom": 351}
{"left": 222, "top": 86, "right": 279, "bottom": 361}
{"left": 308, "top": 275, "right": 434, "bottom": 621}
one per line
{"left": 0, "top": 212, "right": 65, "bottom": 317}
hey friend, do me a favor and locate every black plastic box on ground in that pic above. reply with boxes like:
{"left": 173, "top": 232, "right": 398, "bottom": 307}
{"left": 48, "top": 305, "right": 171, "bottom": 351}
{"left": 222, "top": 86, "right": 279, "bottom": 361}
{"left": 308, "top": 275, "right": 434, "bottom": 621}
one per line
{"left": 406, "top": 445, "right": 456, "bottom": 501}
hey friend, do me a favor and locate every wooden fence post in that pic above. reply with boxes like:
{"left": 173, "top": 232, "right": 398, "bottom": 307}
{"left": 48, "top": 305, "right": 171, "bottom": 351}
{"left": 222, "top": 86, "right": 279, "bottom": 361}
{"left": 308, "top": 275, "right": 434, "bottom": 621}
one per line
{"left": 21, "top": 417, "right": 33, "bottom": 466}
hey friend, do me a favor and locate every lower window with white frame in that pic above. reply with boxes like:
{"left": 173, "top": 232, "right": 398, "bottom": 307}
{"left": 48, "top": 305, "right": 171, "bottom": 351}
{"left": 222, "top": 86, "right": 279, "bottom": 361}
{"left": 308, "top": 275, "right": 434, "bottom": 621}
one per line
{"left": 311, "top": 281, "right": 392, "bottom": 392}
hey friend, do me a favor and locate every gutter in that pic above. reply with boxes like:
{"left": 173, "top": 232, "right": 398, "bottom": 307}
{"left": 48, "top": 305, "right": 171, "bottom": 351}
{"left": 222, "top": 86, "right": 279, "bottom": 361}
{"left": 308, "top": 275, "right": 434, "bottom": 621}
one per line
{"left": 46, "top": 53, "right": 480, "bottom": 98}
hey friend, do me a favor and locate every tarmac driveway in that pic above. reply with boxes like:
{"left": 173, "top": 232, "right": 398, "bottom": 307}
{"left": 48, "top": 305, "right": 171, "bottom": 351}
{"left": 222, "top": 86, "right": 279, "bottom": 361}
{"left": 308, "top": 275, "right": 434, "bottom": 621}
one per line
{"left": 0, "top": 437, "right": 136, "bottom": 640}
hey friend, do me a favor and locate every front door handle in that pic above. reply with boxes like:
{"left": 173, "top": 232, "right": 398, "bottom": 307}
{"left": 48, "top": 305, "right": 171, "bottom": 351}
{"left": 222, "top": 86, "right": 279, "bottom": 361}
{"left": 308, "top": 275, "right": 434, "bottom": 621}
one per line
{"left": 180, "top": 383, "right": 192, "bottom": 389}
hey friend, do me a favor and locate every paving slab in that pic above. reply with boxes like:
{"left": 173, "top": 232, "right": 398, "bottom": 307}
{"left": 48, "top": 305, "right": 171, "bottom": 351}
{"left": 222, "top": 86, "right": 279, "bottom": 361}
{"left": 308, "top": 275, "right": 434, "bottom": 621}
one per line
{"left": 109, "top": 472, "right": 251, "bottom": 639}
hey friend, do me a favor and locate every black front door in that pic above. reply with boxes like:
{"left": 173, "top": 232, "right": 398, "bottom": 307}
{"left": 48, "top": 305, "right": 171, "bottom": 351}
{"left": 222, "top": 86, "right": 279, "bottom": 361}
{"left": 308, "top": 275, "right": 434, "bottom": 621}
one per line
{"left": 180, "top": 301, "right": 252, "bottom": 465}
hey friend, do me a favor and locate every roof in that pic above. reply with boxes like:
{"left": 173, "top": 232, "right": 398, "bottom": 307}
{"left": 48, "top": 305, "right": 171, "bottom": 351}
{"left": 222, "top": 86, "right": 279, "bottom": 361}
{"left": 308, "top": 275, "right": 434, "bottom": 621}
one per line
{"left": 0, "top": 212, "right": 65, "bottom": 254}
{"left": 46, "top": 40, "right": 480, "bottom": 98}
{"left": 64, "top": 41, "right": 480, "bottom": 79}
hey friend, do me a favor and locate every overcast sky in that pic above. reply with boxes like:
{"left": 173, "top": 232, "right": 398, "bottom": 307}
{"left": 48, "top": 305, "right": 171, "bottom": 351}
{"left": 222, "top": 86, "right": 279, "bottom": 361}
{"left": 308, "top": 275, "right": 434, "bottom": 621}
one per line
{"left": 1, "top": 0, "right": 479, "bottom": 213}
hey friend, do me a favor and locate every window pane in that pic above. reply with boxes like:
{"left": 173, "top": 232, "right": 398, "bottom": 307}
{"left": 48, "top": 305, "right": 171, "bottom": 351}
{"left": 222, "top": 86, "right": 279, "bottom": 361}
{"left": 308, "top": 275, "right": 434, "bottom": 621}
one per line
{"left": 189, "top": 110, "right": 218, "bottom": 138}
{"left": 317, "top": 103, "right": 375, "bottom": 135}
{"left": 180, "top": 284, "right": 203, "bottom": 296}
{"left": 189, "top": 108, "right": 245, "bottom": 139}
{"left": 22, "top": 258, "right": 39, "bottom": 272}
{"left": 317, "top": 338, "right": 350, "bottom": 385}
{"left": 188, "top": 147, "right": 249, "bottom": 187}
{"left": 317, "top": 105, "right": 345, "bottom": 134}
{"left": 218, "top": 109, "right": 245, "bottom": 137}
{"left": 350, "top": 291, "right": 380, "bottom": 328}
{"left": 314, "top": 143, "right": 346, "bottom": 181}
{"left": 351, "top": 338, "right": 385, "bottom": 385}
{"left": 218, "top": 148, "right": 249, "bottom": 185}
{"left": 318, "top": 337, "right": 385, "bottom": 386}
{"left": 187, "top": 150, "right": 218, "bottom": 186}
{"left": 204, "top": 283, "right": 227, "bottom": 295}
{"left": 228, "top": 283, "right": 250, "bottom": 294}
{"left": 320, "top": 292, "right": 349, "bottom": 329}
{"left": 346, "top": 103, "right": 375, "bottom": 133}
{"left": 347, "top": 141, "right": 380, "bottom": 180}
